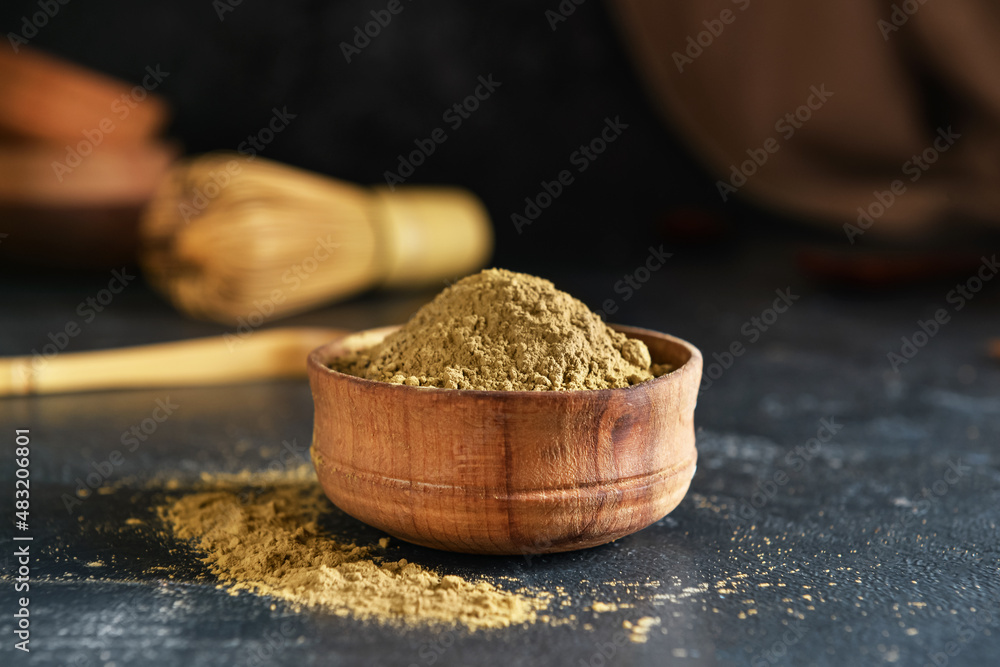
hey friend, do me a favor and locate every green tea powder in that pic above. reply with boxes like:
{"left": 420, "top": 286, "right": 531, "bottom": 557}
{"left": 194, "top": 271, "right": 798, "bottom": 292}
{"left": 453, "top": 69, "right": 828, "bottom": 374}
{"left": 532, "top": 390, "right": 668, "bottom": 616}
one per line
{"left": 335, "top": 268, "right": 669, "bottom": 390}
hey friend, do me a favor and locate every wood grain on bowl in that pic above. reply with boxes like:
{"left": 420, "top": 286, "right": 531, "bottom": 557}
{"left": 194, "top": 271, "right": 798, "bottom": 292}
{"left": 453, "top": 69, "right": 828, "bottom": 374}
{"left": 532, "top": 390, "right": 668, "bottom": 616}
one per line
{"left": 308, "top": 325, "right": 701, "bottom": 555}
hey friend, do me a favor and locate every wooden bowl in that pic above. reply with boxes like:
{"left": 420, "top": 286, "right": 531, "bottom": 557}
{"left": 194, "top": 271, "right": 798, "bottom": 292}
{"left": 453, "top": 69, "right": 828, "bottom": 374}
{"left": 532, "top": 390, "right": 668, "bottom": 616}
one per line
{"left": 0, "top": 142, "right": 177, "bottom": 269}
{"left": 0, "top": 47, "right": 169, "bottom": 146}
{"left": 307, "top": 325, "right": 702, "bottom": 555}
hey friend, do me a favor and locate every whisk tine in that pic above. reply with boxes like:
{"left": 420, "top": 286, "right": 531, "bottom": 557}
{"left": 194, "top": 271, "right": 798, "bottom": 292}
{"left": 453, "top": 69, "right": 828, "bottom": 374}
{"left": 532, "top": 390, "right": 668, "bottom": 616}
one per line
{"left": 140, "top": 153, "right": 493, "bottom": 324}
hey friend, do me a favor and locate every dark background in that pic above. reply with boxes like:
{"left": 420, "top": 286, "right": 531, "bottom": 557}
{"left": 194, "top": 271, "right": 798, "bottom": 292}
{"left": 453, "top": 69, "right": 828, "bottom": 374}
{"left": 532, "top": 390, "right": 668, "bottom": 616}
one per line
{"left": 0, "top": 0, "right": 758, "bottom": 269}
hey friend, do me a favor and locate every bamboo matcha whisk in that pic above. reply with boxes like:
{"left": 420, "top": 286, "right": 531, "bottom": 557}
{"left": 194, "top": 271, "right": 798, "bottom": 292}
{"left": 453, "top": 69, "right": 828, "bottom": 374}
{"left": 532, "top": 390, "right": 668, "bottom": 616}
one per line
{"left": 140, "top": 153, "right": 493, "bottom": 324}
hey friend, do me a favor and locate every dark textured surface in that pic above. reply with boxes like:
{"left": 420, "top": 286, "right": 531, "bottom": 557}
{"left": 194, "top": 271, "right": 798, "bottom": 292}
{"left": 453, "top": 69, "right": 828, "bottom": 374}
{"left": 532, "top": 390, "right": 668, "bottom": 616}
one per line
{"left": 2, "top": 245, "right": 999, "bottom": 666}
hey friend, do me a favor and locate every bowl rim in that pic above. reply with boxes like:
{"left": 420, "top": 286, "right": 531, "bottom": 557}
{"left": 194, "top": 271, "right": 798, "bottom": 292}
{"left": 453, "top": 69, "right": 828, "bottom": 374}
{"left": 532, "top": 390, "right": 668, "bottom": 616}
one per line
{"left": 307, "top": 323, "right": 702, "bottom": 399}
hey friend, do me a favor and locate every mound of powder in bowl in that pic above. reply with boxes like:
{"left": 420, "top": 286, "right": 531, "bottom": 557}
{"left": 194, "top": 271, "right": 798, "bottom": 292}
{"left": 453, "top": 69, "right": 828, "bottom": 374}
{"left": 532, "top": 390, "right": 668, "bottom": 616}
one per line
{"left": 332, "top": 268, "right": 671, "bottom": 390}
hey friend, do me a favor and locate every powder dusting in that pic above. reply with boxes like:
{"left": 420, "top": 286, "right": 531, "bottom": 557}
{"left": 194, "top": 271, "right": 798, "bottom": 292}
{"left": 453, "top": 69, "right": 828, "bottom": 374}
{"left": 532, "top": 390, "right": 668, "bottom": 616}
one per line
{"left": 623, "top": 616, "right": 661, "bottom": 643}
{"left": 160, "top": 485, "right": 546, "bottom": 630}
{"left": 334, "top": 268, "right": 671, "bottom": 390}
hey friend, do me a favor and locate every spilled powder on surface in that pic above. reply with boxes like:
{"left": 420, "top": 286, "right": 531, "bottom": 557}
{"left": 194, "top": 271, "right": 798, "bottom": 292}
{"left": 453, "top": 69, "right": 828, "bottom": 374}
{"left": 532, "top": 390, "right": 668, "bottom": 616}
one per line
{"left": 159, "top": 484, "right": 547, "bottom": 630}
{"left": 332, "top": 268, "right": 672, "bottom": 390}
{"left": 623, "top": 616, "right": 661, "bottom": 643}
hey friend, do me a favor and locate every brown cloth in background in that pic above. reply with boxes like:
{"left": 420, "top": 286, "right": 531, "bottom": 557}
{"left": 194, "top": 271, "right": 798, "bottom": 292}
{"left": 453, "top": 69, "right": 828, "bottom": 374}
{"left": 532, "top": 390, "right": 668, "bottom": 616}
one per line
{"left": 610, "top": 0, "right": 1000, "bottom": 241}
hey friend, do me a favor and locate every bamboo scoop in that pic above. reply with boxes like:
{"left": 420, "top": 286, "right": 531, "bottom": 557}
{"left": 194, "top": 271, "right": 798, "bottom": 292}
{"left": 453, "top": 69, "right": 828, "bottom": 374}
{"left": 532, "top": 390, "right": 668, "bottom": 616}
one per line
{"left": 140, "top": 154, "right": 493, "bottom": 325}
{"left": 0, "top": 328, "right": 344, "bottom": 396}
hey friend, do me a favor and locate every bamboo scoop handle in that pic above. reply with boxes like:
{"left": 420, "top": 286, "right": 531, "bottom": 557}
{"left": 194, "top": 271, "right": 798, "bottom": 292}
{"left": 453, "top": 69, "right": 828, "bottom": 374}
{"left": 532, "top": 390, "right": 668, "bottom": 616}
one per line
{"left": 0, "top": 327, "right": 347, "bottom": 396}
